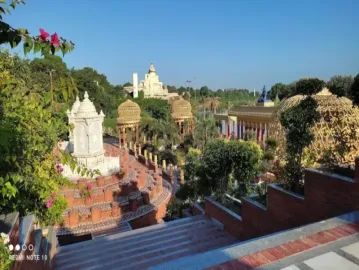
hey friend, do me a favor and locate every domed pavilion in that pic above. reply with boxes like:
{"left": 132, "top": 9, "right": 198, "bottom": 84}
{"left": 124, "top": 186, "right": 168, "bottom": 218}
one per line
{"left": 269, "top": 87, "right": 359, "bottom": 165}
{"left": 117, "top": 99, "right": 141, "bottom": 147}
{"left": 171, "top": 98, "right": 194, "bottom": 136}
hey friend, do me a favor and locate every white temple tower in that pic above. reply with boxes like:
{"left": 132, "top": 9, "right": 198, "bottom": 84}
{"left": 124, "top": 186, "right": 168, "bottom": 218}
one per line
{"left": 71, "top": 91, "right": 105, "bottom": 167}
{"left": 133, "top": 73, "right": 138, "bottom": 98}
{"left": 62, "top": 92, "right": 120, "bottom": 180}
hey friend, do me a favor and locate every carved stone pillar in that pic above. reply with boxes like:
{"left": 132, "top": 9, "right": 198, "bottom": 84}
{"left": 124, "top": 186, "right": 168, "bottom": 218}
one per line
{"left": 162, "top": 159, "right": 166, "bottom": 172}
{"left": 135, "top": 125, "right": 139, "bottom": 144}
{"left": 122, "top": 128, "right": 126, "bottom": 148}
{"left": 118, "top": 126, "right": 122, "bottom": 148}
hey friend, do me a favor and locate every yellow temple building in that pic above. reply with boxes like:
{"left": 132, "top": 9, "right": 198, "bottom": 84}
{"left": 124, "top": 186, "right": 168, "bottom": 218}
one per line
{"left": 214, "top": 86, "right": 275, "bottom": 146}
{"left": 214, "top": 86, "right": 359, "bottom": 165}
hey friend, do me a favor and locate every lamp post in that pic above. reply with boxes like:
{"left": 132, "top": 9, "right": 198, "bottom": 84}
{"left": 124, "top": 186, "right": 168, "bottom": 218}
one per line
{"left": 48, "top": 69, "right": 56, "bottom": 106}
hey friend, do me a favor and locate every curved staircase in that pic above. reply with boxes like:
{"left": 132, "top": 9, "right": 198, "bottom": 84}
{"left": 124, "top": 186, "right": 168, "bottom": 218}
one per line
{"left": 57, "top": 145, "right": 172, "bottom": 237}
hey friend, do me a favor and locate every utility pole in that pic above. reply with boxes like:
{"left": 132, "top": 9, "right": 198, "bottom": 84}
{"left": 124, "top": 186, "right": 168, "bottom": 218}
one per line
{"left": 49, "top": 69, "right": 56, "bottom": 106}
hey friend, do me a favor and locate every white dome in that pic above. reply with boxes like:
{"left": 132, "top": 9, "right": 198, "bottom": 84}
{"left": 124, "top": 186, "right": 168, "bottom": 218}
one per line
{"left": 71, "top": 96, "right": 81, "bottom": 114}
{"left": 76, "top": 92, "right": 99, "bottom": 117}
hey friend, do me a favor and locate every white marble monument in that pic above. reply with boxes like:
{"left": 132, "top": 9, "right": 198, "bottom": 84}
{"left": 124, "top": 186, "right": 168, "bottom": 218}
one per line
{"left": 138, "top": 64, "right": 169, "bottom": 98}
{"left": 124, "top": 63, "right": 178, "bottom": 100}
{"left": 61, "top": 92, "right": 120, "bottom": 180}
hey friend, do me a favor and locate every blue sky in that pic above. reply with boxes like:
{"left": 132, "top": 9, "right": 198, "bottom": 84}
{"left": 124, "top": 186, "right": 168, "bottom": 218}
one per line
{"left": 5, "top": 0, "right": 359, "bottom": 90}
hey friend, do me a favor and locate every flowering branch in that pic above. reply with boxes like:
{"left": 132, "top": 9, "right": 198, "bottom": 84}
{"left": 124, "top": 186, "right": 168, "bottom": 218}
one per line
{"left": 0, "top": 0, "right": 75, "bottom": 56}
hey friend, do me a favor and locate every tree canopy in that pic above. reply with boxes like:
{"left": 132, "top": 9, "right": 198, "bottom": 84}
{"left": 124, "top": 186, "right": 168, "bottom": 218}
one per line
{"left": 326, "top": 75, "right": 353, "bottom": 98}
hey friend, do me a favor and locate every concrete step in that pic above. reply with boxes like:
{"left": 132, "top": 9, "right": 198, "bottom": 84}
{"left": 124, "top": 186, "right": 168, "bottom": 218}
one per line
{"left": 56, "top": 215, "right": 205, "bottom": 256}
{"left": 55, "top": 221, "right": 217, "bottom": 268}
{"left": 55, "top": 218, "right": 211, "bottom": 266}
{"left": 92, "top": 222, "right": 131, "bottom": 238}
{"left": 122, "top": 235, "right": 236, "bottom": 270}
{"left": 55, "top": 221, "right": 235, "bottom": 270}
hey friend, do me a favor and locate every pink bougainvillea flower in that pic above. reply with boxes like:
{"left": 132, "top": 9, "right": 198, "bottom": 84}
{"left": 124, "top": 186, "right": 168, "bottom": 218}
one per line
{"left": 51, "top": 193, "right": 56, "bottom": 199}
{"left": 86, "top": 183, "right": 92, "bottom": 190}
{"left": 39, "top": 28, "right": 50, "bottom": 41}
{"left": 46, "top": 199, "right": 53, "bottom": 208}
{"left": 89, "top": 195, "right": 93, "bottom": 200}
{"left": 50, "top": 33, "right": 60, "bottom": 46}
{"left": 56, "top": 164, "right": 64, "bottom": 173}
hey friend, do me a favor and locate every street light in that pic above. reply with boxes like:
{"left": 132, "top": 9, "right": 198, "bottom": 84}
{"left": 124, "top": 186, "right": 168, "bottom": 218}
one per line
{"left": 47, "top": 69, "right": 56, "bottom": 105}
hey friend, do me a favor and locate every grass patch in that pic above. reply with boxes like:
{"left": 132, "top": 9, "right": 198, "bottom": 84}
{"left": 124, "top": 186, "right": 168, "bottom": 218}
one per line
{"left": 104, "top": 118, "right": 116, "bottom": 130}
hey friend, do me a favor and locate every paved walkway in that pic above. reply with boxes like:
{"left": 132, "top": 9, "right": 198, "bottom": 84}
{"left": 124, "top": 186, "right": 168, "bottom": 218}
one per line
{"left": 281, "top": 246, "right": 359, "bottom": 269}
{"left": 205, "top": 221, "right": 359, "bottom": 270}
{"left": 150, "top": 211, "right": 359, "bottom": 270}
{"left": 269, "top": 239, "right": 359, "bottom": 270}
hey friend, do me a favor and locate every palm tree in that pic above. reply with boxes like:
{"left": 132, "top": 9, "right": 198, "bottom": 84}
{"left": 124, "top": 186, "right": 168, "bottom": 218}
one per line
{"left": 163, "top": 120, "right": 181, "bottom": 148}
{"left": 211, "top": 97, "right": 221, "bottom": 113}
{"left": 203, "top": 97, "right": 212, "bottom": 120}
{"left": 194, "top": 117, "right": 220, "bottom": 151}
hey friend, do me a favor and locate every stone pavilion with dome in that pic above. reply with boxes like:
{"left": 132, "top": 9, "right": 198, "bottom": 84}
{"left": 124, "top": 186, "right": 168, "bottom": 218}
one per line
{"left": 171, "top": 98, "right": 194, "bottom": 137}
{"left": 117, "top": 99, "right": 141, "bottom": 147}
{"left": 269, "top": 87, "right": 359, "bottom": 165}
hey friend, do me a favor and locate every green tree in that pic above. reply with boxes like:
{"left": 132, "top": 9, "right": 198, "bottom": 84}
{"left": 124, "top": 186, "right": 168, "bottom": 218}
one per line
{"left": 350, "top": 73, "right": 359, "bottom": 106}
{"left": 291, "top": 78, "right": 326, "bottom": 97}
{"left": 71, "top": 67, "right": 122, "bottom": 117}
{"left": 193, "top": 117, "right": 220, "bottom": 151}
{"left": 202, "top": 139, "right": 231, "bottom": 195}
{"left": 269, "top": 83, "right": 286, "bottom": 100}
{"left": 199, "top": 86, "right": 210, "bottom": 98}
{"left": 0, "top": 3, "right": 95, "bottom": 228}
{"left": 30, "top": 55, "right": 78, "bottom": 105}
{"left": 176, "top": 148, "right": 202, "bottom": 201}
{"left": 326, "top": 75, "right": 353, "bottom": 98}
{"left": 274, "top": 94, "right": 280, "bottom": 105}
{"left": 227, "top": 140, "right": 263, "bottom": 197}
{"left": 280, "top": 96, "right": 320, "bottom": 192}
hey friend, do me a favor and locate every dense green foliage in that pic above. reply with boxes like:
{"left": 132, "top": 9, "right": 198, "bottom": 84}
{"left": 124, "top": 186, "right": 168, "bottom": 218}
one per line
{"left": 268, "top": 83, "right": 287, "bottom": 100}
{"left": 269, "top": 76, "right": 357, "bottom": 102}
{"left": 351, "top": 74, "right": 359, "bottom": 107}
{"left": 0, "top": 50, "right": 69, "bottom": 217}
{"left": 193, "top": 117, "right": 220, "bottom": 151}
{"left": 326, "top": 75, "right": 354, "bottom": 98}
{"left": 280, "top": 96, "right": 320, "bottom": 192}
{"left": 71, "top": 67, "right": 124, "bottom": 118}
{"left": 177, "top": 139, "right": 263, "bottom": 202}
{"left": 227, "top": 140, "right": 263, "bottom": 197}
{"left": 0, "top": 2, "right": 98, "bottom": 227}
{"left": 0, "top": 232, "right": 12, "bottom": 270}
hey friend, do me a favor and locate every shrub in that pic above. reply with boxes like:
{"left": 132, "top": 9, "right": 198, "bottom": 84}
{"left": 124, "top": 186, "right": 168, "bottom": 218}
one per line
{"left": 37, "top": 195, "right": 67, "bottom": 227}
